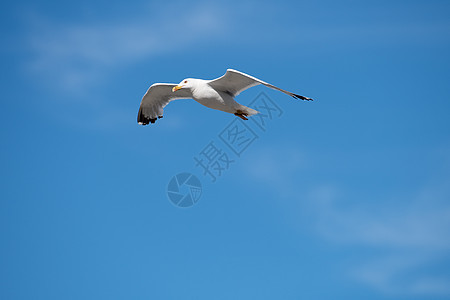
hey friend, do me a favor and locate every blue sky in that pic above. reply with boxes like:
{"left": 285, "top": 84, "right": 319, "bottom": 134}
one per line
{"left": 1, "top": 0, "right": 450, "bottom": 299}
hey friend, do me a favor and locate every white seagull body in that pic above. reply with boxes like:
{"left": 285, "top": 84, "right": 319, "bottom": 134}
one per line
{"left": 137, "top": 69, "right": 312, "bottom": 125}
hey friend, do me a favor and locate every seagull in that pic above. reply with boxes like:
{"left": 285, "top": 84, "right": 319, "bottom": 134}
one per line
{"left": 137, "top": 69, "right": 313, "bottom": 125}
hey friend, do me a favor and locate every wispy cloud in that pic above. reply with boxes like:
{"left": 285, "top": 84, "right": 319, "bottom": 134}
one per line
{"left": 21, "top": 3, "right": 234, "bottom": 130}
{"left": 309, "top": 183, "right": 450, "bottom": 249}
{"left": 21, "top": 1, "right": 450, "bottom": 132}
{"left": 353, "top": 252, "right": 450, "bottom": 296}
{"left": 243, "top": 145, "right": 450, "bottom": 296}
{"left": 309, "top": 181, "right": 450, "bottom": 294}
{"left": 243, "top": 144, "right": 308, "bottom": 197}
{"left": 25, "top": 1, "right": 450, "bottom": 94}
{"left": 27, "top": 3, "right": 228, "bottom": 93}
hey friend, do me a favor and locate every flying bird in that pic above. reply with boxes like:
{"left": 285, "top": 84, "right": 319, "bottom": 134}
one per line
{"left": 137, "top": 69, "right": 313, "bottom": 125}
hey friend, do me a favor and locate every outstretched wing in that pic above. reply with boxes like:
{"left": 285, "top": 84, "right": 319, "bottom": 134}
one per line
{"left": 208, "top": 69, "right": 313, "bottom": 100}
{"left": 137, "top": 83, "right": 192, "bottom": 125}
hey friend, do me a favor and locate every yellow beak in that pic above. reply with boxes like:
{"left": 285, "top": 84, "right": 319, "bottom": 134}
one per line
{"left": 172, "top": 85, "right": 183, "bottom": 92}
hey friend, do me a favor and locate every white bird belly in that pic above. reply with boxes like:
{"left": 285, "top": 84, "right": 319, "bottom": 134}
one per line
{"left": 192, "top": 88, "right": 238, "bottom": 114}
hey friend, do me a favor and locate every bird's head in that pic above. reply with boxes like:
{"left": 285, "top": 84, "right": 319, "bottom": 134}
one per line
{"left": 172, "top": 78, "right": 195, "bottom": 92}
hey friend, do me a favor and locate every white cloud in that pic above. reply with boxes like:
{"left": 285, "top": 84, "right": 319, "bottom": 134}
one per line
{"left": 243, "top": 145, "right": 450, "bottom": 296}
{"left": 27, "top": 3, "right": 228, "bottom": 93}
{"left": 26, "top": 2, "right": 450, "bottom": 95}
{"left": 21, "top": 3, "right": 235, "bottom": 130}
{"left": 352, "top": 253, "right": 450, "bottom": 296}
{"left": 310, "top": 183, "right": 450, "bottom": 248}
{"left": 243, "top": 144, "right": 307, "bottom": 197}
{"left": 309, "top": 181, "right": 450, "bottom": 296}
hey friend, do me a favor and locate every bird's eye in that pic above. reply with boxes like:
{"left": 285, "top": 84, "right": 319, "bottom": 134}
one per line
{"left": 184, "top": 80, "right": 188, "bottom": 83}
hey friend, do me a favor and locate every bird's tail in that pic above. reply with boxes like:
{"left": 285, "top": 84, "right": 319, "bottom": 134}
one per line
{"left": 239, "top": 105, "right": 259, "bottom": 116}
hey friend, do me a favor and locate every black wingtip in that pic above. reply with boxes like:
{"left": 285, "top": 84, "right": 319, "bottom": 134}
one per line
{"left": 137, "top": 107, "right": 161, "bottom": 125}
{"left": 137, "top": 107, "right": 148, "bottom": 125}
{"left": 292, "top": 93, "right": 313, "bottom": 101}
